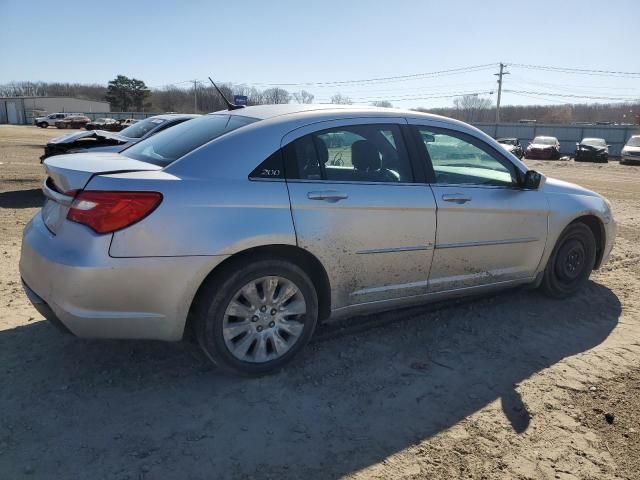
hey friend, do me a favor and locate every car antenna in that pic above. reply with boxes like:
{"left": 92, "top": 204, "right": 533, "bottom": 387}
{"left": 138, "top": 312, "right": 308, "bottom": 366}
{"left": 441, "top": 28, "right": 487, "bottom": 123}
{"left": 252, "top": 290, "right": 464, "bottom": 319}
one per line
{"left": 208, "top": 77, "right": 244, "bottom": 110}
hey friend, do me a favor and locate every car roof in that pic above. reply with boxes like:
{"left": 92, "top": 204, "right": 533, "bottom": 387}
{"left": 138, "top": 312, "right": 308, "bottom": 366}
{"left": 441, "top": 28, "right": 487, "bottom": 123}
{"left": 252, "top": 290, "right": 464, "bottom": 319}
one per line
{"left": 147, "top": 114, "right": 201, "bottom": 121}
{"left": 209, "top": 103, "right": 475, "bottom": 130}
{"left": 533, "top": 136, "right": 558, "bottom": 140}
{"left": 497, "top": 137, "right": 517, "bottom": 141}
{"left": 581, "top": 138, "right": 605, "bottom": 142}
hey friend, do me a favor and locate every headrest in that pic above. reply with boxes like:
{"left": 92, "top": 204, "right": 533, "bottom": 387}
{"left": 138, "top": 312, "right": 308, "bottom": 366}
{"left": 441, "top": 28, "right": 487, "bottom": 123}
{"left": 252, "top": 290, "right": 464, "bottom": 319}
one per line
{"left": 351, "top": 140, "right": 380, "bottom": 171}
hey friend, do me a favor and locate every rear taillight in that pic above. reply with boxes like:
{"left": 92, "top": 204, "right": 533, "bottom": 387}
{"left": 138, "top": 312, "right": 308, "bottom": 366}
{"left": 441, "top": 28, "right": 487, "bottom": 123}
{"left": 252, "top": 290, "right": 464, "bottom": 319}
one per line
{"left": 67, "top": 191, "right": 162, "bottom": 234}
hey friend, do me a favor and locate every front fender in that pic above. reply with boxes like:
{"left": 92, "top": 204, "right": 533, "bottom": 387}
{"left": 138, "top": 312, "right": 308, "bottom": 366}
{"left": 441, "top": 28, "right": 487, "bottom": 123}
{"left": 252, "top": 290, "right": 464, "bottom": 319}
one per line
{"left": 537, "top": 190, "right": 614, "bottom": 273}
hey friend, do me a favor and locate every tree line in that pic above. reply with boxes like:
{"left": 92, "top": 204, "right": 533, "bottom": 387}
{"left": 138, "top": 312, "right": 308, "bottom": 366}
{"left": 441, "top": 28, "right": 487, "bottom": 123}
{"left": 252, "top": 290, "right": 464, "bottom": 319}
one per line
{"left": 416, "top": 94, "right": 640, "bottom": 124}
{"left": 1, "top": 78, "right": 638, "bottom": 124}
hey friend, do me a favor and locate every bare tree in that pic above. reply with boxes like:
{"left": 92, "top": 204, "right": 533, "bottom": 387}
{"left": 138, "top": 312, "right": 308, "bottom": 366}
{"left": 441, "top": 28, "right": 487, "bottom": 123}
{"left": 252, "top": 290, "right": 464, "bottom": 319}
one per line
{"left": 371, "top": 100, "right": 393, "bottom": 108}
{"left": 330, "top": 93, "right": 352, "bottom": 105}
{"left": 262, "top": 88, "right": 291, "bottom": 104}
{"left": 452, "top": 94, "right": 493, "bottom": 122}
{"left": 292, "top": 90, "right": 314, "bottom": 104}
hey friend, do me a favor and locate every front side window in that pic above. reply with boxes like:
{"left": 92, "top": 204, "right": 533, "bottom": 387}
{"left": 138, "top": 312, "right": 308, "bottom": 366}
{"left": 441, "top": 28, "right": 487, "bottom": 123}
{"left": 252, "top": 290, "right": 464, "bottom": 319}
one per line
{"left": 415, "top": 126, "right": 516, "bottom": 187}
{"left": 285, "top": 124, "right": 413, "bottom": 183}
{"left": 123, "top": 114, "right": 258, "bottom": 166}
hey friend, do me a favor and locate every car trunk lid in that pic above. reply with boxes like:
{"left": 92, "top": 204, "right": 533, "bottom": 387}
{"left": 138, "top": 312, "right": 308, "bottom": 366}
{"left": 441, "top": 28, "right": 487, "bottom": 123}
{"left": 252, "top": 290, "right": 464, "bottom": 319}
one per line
{"left": 41, "top": 153, "right": 161, "bottom": 234}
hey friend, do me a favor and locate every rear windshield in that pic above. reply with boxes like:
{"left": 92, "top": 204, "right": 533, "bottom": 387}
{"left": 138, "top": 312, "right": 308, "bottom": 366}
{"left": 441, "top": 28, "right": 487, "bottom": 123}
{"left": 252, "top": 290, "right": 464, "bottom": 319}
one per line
{"left": 120, "top": 117, "right": 167, "bottom": 138}
{"left": 122, "top": 114, "right": 258, "bottom": 166}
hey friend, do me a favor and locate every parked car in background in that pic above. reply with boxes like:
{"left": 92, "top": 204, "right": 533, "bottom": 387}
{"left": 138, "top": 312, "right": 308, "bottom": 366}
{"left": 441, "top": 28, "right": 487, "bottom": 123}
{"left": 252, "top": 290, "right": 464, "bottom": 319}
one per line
{"left": 35, "top": 112, "right": 83, "bottom": 128}
{"left": 620, "top": 135, "right": 640, "bottom": 165}
{"left": 574, "top": 138, "right": 609, "bottom": 163}
{"left": 525, "top": 136, "right": 561, "bottom": 160}
{"left": 118, "top": 118, "right": 139, "bottom": 128}
{"left": 497, "top": 137, "right": 524, "bottom": 159}
{"left": 21, "top": 104, "right": 616, "bottom": 376}
{"left": 85, "top": 117, "right": 120, "bottom": 131}
{"left": 41, "top": 113, "right": 199, "bottom": 161}
{"left": 55, "top": 115, "right": 91, "bottom": 129}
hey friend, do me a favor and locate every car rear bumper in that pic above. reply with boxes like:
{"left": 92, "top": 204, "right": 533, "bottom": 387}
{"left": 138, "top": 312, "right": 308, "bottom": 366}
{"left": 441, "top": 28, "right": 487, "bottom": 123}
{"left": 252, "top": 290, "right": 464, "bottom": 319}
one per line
{"left": 20, "top": 213, "right": 227, "bottom": 341}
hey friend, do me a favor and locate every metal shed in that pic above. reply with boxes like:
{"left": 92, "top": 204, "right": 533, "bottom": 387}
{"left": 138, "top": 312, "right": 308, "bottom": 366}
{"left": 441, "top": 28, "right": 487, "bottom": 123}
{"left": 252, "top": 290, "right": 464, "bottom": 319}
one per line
{"left": 0, "top": 96, "right": 111, "bottom": 125}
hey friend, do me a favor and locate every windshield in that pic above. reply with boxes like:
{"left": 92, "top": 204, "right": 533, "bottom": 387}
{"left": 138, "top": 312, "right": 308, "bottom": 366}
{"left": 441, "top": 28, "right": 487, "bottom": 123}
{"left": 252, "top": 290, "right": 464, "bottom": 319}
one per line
{"left": 119, "top": 117, "right": 167, "bottom": 138}
{"left": 122, "top": 114, "right": 258, "bottom": 166}
{"left": 580, "top": 138, "right": 606, "bottom": 147}
{"left": 626, "top": 137, "right": 640, "bottom": 147}
{"left": 532, "top": 137, "right": 557, "bottom": 145}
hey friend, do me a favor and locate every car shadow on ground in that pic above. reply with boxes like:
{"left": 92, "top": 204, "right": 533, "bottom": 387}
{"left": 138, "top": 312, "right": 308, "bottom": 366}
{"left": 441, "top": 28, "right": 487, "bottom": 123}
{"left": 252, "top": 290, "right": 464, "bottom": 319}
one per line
{"left": 0, "top": 188, "right": 43, "bottom": 209}
{"left": 0, "top": 282, "right": 620, "bottom": 479}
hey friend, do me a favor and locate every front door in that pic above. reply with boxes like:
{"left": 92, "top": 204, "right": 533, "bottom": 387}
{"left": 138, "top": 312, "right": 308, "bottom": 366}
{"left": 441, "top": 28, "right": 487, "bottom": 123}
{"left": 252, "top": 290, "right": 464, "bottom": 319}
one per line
{"left": 409, "top": 122, "right": 548, "bottom": 292}
{"left": 284, "top": 119, "right": 437, "bottom": 310}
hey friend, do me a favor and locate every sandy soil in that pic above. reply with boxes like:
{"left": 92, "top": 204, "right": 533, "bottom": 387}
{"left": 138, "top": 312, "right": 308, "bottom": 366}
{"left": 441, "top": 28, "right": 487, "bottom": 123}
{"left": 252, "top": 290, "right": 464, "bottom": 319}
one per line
{"left": 1, "top": 124, "right": 639, "bottom": 479}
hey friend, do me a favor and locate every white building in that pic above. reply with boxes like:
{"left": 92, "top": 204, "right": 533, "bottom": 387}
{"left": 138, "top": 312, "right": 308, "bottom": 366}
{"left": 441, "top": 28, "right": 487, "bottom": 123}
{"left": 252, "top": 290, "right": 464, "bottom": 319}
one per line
{"left": 0, "top": 96, "right": 111, "bottom": 125}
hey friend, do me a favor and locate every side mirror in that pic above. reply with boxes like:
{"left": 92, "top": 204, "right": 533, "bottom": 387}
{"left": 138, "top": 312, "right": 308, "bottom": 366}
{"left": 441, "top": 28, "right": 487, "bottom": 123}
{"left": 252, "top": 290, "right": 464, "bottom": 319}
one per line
{"left": 522, "top": 170, "right": 545, "bottom": 190}
{"left": 422, "top": 134, "right": 435, "bottom": 143}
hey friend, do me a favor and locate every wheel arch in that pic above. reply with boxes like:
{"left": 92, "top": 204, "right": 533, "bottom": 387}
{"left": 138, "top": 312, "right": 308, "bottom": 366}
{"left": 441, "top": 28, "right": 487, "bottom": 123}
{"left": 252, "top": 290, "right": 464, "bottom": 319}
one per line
{"left": 569, "top": 214, "right": 606, "bottom": 269}
{"left": 184, "top": 244, "right": 332, "bottom": 339}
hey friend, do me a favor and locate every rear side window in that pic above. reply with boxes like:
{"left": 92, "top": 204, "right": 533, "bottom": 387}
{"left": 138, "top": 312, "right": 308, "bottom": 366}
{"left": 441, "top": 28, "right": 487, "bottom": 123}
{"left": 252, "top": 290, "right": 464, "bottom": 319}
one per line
{"left": 123, "top": 114, "right": 258, "bottom": 167}
{"left": 285, "top": 124, "right": 414, "bottom": 183}
{"left": 120, "top": 117, "right": 167, "bottom": 138}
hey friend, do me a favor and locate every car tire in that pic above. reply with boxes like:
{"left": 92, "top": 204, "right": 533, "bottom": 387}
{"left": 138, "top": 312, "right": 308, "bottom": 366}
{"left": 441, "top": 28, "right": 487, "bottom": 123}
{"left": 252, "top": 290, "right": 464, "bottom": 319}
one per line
{"left": 541, "top": 223, "right": 596, "bottom": 299}
{"left": 193, "top": 256, "right": 319, "bottom": 376}
{"left": 39, "top": 122, "right": 48, "bottom": 128}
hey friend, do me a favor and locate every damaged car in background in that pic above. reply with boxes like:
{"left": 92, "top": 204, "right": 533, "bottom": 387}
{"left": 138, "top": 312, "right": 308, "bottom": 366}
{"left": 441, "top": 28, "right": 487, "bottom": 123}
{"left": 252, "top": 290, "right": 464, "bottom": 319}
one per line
{"left": 525, "top": 136, "right": 561, "bottom": 160}
{"left": 574, "top": 138, "right": 609, "bottom": 163}
{"left": 41, "top": 113, "right": 199, "bottom": 161}
{"left": 621, "top": 135, "right": 640, "bottom": 165}
{"left": 85, "top": 117, "right": 120, "bottom": 131}
{"left": 497, "top": 137, "right": 524, "bottom": 159}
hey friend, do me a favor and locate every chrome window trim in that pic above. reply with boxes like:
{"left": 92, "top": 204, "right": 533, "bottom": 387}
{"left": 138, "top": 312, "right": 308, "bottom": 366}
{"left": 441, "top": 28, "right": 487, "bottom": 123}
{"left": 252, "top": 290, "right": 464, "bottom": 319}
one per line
{"left": 356, "top": 245, "right": 434, "bottom": 255}
{"left": 435, "top": 236, "right": 540, "bottom": 250}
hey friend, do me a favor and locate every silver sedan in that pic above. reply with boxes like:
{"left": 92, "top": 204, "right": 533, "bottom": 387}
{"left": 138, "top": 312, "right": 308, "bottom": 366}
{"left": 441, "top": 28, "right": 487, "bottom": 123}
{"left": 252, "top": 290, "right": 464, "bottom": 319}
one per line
{"left": 20, "top": 104, "right": 616, "bottom": 375}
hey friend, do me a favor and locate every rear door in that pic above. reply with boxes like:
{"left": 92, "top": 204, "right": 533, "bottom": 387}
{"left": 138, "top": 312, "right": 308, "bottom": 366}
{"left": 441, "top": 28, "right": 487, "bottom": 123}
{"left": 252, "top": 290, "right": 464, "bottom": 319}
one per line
{"left": 284, "top": 118, "right": 437, "bottom": 311}
{"left": 408, "top": 121, "right": 548, "bottom": 292}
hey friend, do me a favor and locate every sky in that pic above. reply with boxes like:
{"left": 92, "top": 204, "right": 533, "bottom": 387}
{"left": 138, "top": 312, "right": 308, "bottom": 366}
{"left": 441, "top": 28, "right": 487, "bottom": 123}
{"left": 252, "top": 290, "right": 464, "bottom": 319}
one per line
{"left": 1, "top": 0, "right": 639, "bottom": 110}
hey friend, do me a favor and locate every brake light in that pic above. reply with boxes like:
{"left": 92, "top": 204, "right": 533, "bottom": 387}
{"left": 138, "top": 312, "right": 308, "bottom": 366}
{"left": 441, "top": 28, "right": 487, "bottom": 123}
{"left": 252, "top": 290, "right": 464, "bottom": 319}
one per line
{"left": 67, "top": 191, "right": 162, "bottom": 234}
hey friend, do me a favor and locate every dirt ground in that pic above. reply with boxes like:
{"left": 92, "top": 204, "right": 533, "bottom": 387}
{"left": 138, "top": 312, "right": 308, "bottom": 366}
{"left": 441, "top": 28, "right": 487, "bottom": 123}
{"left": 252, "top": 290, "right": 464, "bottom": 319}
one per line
{"left": 1, "top": 124, "right": 639, "bottom": 480}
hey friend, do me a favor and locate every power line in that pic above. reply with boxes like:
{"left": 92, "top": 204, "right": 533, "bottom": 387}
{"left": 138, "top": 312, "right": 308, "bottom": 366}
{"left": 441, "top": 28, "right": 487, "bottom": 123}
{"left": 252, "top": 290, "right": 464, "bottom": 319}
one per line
{"left": 221, "top": 64, "right": 498, "bottom": 88}
{"left": 504, "top": 89, "right": 640, "bottom": 101}
{"left": 315, "top": 90, "right": 495, "bottom": 103}
{"left": 510, "top": 63, "right": 640, "bottom": 77}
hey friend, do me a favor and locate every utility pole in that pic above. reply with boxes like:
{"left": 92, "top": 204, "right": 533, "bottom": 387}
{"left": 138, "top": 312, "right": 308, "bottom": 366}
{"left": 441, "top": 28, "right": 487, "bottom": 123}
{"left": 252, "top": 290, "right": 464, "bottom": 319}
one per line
{"left": 192, "top": 80, "right": 199, "bottom": 113}
{"left": 494, "top": 62, "right": 510, "bottom": 123}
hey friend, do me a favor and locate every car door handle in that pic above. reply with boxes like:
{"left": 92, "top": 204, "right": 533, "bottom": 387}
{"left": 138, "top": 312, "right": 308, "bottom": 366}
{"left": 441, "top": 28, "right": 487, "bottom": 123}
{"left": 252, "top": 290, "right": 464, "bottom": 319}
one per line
{"left": 442, "top": 193, "right": 472, "bottom": 204}
{"left": 307, "top": 191, "right": 349, "bottom": 201}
